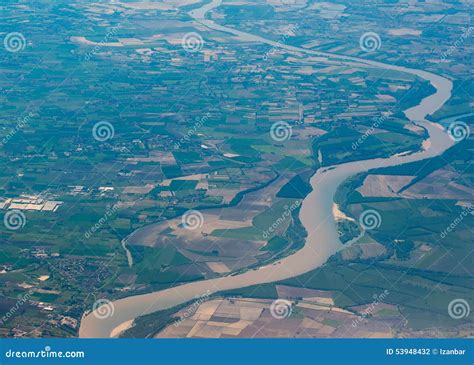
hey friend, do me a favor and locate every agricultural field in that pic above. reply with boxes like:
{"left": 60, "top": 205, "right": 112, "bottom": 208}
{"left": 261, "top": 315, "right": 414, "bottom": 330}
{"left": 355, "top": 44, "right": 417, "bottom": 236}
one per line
{"left": 0, "top": 0, "right": 472, "bottom": 339}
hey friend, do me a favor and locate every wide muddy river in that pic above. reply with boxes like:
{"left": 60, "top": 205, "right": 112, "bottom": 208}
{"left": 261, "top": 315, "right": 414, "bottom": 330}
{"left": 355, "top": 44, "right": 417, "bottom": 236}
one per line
{"left": 79, "top": 0, "right": 454, "bottom": 338}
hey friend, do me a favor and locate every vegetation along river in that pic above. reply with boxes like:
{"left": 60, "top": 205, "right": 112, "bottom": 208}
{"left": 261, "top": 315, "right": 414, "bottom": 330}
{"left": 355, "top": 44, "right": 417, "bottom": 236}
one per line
{"left": 79, "top": 0, "right": 455, "bottom": 338}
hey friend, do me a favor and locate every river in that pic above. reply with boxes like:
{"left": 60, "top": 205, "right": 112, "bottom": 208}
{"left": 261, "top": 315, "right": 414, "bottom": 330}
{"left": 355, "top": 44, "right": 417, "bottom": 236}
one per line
{"left": 79, "top": 0, "right": 454, "bottom": 338}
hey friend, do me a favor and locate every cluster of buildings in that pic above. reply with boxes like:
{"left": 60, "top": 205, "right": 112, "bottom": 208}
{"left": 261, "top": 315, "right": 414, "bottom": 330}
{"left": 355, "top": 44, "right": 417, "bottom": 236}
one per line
{"left": 0, "top": 195, "right": 63, "bottom": 212}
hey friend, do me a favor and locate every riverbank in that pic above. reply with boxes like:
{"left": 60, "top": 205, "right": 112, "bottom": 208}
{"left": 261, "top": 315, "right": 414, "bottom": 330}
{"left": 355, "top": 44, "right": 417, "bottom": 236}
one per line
{"left": 79, "top": 0, "right": 454, "bottom": 338}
